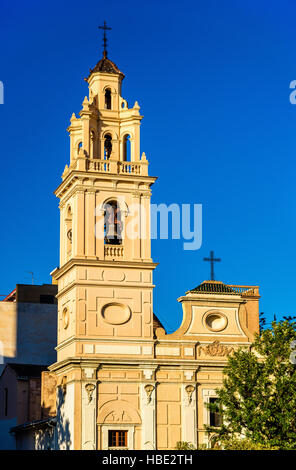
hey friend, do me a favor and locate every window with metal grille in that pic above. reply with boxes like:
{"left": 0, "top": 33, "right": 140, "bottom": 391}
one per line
{"left": 209, "top": 397, "right": 222, "bottom": 427}
{"left": 108, "top": 430, "right": 128, "bottom": 448}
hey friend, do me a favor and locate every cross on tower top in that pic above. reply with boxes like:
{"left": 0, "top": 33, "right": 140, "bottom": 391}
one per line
{"left": 99, "top": 21, "right": 112, "bottom": 58}
{"left": 203, "top": 250, "right": 221, "bottom": 281}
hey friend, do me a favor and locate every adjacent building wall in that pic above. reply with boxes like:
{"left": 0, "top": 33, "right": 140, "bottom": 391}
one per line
{"left": 0, "top": 301, "right": 57, "bottom": 374}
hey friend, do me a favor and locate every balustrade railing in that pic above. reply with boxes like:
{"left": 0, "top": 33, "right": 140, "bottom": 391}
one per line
{"left": 104, "top": 245, "right": 124, "bottom": 259}
{"left": 87, "top": 160, "right": 111, "bottom": 172}
{"left": 228, "top": 285, "right": 259, "bottom": 296}
{"left": 118, "top": 162, "right": 141, "bottom": 175}
{"left": 86, "top": 159, "right": 144, "bottom": 175}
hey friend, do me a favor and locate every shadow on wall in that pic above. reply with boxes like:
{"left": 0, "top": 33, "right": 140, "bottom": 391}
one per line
{"left": 36, "top": 387, "right": 72, "bottom": 450}
{"left": 56, "top": 386, "right": 72, "bottom": 450}
{"left": 35, "top": 423, "right": 56, "bottom": 450}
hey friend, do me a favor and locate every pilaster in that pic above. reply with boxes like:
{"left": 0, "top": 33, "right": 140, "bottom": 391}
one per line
{"left": 181, "top": 372, "right": 197, "bottom": 448}
{"left": 81, "top": 368, "right": 97, "bottom": 450}
{"left": 140, "top": 369, "right": 157, "bottom": 450}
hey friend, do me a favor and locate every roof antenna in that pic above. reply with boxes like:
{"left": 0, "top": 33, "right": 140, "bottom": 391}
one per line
{"left": 26, "top": 271, "right": 34, "bottom": 285}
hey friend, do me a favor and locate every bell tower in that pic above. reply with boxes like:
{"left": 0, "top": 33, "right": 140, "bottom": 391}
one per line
{"left": 42, "top": 27, "right": 261, "bottom": 452}
{"left": 50, "top": 28, "right": 157, "bottom": 449}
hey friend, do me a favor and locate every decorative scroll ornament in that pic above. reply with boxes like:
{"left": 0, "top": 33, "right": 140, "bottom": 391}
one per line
{"left": 198, "top": 340, "right": 234, "bottom": 357}
{"left": 144, "top": 384, "right": 154, "bottom": 404}
{"left": 85, "top": 383, "right": 96, "bottom": 403}
{"left": 185, "top": 384, "right": 195, "bottom": 404}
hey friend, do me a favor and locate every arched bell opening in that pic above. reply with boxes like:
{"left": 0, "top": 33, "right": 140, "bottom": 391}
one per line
{"left": 123, "top": 134, "right": 131, "bottom": 162}
{"left": 104, "top": 200, "right": 122, "bottom": 245}
{"left": 104, "top": 134, "right": 112, "bottom": 160}
{"left": 77, "top": 141, "right": 83, "bottom": 156}
{"left": 104, "top": 88, "right": 112, "bottom": 110}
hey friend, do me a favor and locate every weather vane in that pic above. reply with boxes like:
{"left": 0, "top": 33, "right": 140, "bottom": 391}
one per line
{"left": 99, "top": 20, "right": 111, "bottom": 58}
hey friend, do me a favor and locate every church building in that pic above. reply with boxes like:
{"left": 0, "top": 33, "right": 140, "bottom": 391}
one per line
{"left": 17, "top": 30, "right": 260, "bottom": 450}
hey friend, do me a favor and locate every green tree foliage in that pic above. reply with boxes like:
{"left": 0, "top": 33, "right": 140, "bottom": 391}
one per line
{"left": 175, "top": 441, "right": 196, "bottom": 450}
{"left": 206, "top": 320, "right": 296, "bottom": 450}
{"left": 259, "top": 311, "right": 266, "bottom": 333}
{"left": 219, "top": 438, "right": 279, "bottom": 450}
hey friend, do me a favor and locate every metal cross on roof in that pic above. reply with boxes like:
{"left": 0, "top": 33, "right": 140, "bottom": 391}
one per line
{"left": 203, "top": 250, "right": 221, "bottom": 281}
{"left": 99, "top": 20, "right": 111, "bottom": 58}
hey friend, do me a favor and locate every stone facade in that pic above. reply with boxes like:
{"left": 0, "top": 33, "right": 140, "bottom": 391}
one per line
{"left": 42, "top": 46, "right": 260, "bottom": 450}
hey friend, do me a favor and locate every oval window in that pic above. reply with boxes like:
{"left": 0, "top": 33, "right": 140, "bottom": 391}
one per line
{"left": 204, "top": 312, "right": 228, "bottom": 332}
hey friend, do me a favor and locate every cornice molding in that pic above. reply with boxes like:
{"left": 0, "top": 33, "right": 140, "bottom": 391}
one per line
{"left": 55, "top": 170, "right": 157, "bottom": 199}
{"left": 54, "top": 258, "right": 158, "bottom": 280}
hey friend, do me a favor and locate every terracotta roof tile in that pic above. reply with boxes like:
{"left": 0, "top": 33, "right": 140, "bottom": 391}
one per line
{"left": 87, "top": 56, "right": 124, "bottom": 80}
{"left": 188, "top": 280, "right": 236, "bottom": 295}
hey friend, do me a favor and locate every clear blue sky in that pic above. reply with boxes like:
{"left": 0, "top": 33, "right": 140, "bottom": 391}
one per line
{"left": 1, "top": 0, "right": 296, "bottom": 332}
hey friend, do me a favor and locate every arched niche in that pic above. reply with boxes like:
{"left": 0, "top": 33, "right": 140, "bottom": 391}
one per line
{"left": 122, "top": 134, "right": 131, "bottom": 161}
{"left": 98, "top": 400, "right": 141, "bottom": 424}
{"left": 104, "top": 88, "right": 112, "bottom": 110}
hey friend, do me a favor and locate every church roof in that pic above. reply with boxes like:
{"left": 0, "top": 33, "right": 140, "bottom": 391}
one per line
{"left": 10, "top": 417, "right": 56, "bottom": 434}
{"left": 1, "top": 363, "right": 49, "bottom": 379}
{"left": 87, "top": 54, "right": 125, "bottom": 80}
{"left": 188, "top": 280, "right": 237, "bottom": 295}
